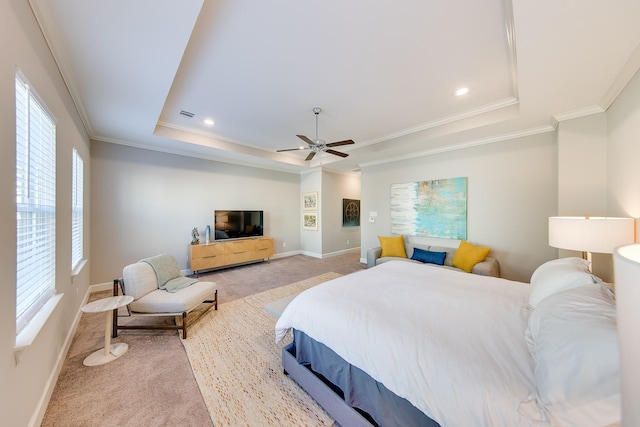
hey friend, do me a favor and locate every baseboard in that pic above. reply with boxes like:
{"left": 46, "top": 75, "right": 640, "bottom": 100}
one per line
{"left": 90, "top": 282, "right": 113, "bottom": 293}
{"left": 322, "top": 247, "right": 361, "bottom": 259}
{"left": 299, "top": 250, "right": 323, "bottom": 259}
{"left": 300, "top": 247, "right": 362, "bottom": 259}
{"left": 272, "top": 250, "right": 303, "bottom": 259}
{"left": 30, "top": 288, "right": 91, "bottom": 427}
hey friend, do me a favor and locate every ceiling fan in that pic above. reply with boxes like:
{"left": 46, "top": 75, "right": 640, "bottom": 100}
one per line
{"left": 277, "top": 107, "right": 355, "bottom": 161}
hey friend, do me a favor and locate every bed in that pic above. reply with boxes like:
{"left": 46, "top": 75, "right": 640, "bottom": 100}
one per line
{"left": 275, "top": 259, "right": 621, "bottom": 427}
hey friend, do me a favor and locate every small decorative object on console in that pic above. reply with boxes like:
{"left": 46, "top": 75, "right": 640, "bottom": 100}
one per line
{"left": 191, "top": 227, "right": 200, "bottom": 245}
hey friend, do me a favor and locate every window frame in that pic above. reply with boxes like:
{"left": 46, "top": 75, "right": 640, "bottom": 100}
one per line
{"left": 15, "top": 72, "right": 58, "bottom": 339}
{"left": 71, "top": 148, "right": 84, "bottom": 271}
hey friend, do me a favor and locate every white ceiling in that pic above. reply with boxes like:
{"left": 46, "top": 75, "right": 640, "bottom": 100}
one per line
{"left": 30, "top": 0, "right": 640, "bottom": 174}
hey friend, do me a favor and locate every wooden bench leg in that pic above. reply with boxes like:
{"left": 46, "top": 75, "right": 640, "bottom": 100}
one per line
{"left": 182, "top": 312, "right": 187, "bottom": 339}
{"left": 112, "top": 279, "right": 120, "bottom": 338}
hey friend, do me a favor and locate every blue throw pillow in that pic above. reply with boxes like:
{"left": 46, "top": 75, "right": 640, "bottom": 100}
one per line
{"left": 411, "top": 248, "right": 446, "bottom": 265}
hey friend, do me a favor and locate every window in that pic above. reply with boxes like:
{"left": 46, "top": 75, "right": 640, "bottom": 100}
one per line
{"left": 15, "top": 73, "right": 56, "bottom": 336}
{"left": 71, "top": 149, "right": 83, "bottom": 270}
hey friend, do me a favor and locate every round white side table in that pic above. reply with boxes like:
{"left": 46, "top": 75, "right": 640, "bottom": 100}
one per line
{"left": 81, "top": 295, "right": 134, "bottom": 366}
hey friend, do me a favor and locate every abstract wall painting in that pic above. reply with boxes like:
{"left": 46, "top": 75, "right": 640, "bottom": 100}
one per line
{"left": 390, "top": 177, "right": 467, "bottom": 239}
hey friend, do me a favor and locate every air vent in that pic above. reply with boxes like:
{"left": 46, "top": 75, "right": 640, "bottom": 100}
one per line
{"left": 179, "top": 110, "right": 195, "bottom": 118}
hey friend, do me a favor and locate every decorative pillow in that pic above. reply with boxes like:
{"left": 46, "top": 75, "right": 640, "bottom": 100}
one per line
{"left": 405, "top": 242, "right": 430, "bottom": 260}
{"left": 428, "top": 245, "right": 457, "bottom": 267}
{"left": 410, "top": 248, "right": 446, "bottom": 265}
{"left": 378, "top": 235, "right": 407, "bottom": 258}
{"left": 529, "top": 257, "right": 601, "bottom": 308}
{"left": 451, "top": 240, "right": 490, "bottom": 273}
{"left": 526, "top": 283, "right": 619, "bottom": 426}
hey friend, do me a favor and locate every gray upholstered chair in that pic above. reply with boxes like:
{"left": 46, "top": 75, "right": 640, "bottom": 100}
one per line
{"left": 112, "top": 255, "right": 217, "bottom": 339}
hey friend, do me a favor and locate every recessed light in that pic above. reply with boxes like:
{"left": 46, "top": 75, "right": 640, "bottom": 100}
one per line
{"left": 455, "top": 87, "right": 470, "bottom": 96}
{"left": 203, "top": 118, "right": 215, "bottom": 126}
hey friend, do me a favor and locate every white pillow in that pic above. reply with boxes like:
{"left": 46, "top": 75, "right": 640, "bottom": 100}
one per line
{"left": 526, "top": 284, "right": 620, "bottom": 426}
{"left": 529, "top": 257, "right": 601, "bottom": 308}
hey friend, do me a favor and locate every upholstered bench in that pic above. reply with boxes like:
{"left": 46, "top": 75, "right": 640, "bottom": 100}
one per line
{"left": 113, "top": 258, "right": 217, "bottom": 339}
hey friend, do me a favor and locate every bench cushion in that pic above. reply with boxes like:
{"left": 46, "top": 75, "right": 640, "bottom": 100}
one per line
{"left": 122, "top": 262, "right": 158, "bottom": 300}
{"left": 130, "top": 280, "right": 217, "bottom": 314}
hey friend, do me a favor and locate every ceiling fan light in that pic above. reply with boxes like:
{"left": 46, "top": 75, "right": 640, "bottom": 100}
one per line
{"left": 277, "top": 108, "right": 354, "bottom": 160}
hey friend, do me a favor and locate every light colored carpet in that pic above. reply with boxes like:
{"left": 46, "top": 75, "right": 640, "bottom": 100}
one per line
{"left": 181, "top": 272, "right": 342, "bottom": 426}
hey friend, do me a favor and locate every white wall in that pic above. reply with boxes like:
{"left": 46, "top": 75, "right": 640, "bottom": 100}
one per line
{"left": 608, "top": 68, "right": 640, "bottom": 227}
{"left": 300, "top": 170, "right": 323, "bottom": 256}
{"left": 556, "top": 113, "right": 614, "bottom": 280}
{"left": 0, "top": 2, "right": 92, "bottom": 425}
{"left": 557, "top": 113, "right": 608, "bottom": 215}
{"left": 321, "top": 170, "right": 361, "bottom": 255}
{"left": 361, "top": 133, "right": 558, "bottom": 282}
{"left": 90, "top": 141, "right": 301, "bottom": 284}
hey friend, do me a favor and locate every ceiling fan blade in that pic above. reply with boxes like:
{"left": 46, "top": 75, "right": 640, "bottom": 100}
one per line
{"left": 326, "top": 139, "right": 355, "bottom": 147}
{"left": 277, "top": 147, "right": 307, "bottom": 152}
{"left": 305, "top": 151, "right": 316, "bottom": 161}
{"left": 297, "top": 135, "right": 315, "bottom": 146}
{"left": 325, "top": 149, "right": 349, "bottom": 158}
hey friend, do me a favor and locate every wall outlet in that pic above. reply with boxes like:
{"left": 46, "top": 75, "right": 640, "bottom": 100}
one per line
{"left": 346, "top": 240, "right": 350, "bottom": 245}
{"left": 283, "top": 242, "right": 286, "bottom": 248}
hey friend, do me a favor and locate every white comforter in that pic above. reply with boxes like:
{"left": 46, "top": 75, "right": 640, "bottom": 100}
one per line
{"left": 275, "top": 261, "right": 542, "bottom": 426}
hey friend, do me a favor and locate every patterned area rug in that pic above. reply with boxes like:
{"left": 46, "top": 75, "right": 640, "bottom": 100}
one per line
{"left": 181, "top": 272, "right": 342, "bottom": 426}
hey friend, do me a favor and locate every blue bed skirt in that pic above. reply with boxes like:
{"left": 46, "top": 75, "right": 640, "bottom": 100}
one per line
{"left": 289, "top": 329, "right": 440, "bottom": 427}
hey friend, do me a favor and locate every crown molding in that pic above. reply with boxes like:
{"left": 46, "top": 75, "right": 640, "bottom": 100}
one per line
{"left": 155, "top": 120, "right": 253, "bottom": 148}
{"left": 359, "top": 97, "right": 519, "bottom": 147}
{"left": 28, "top": 0, "right": 95, "bottom": 138}
{"left": 599, "top": 41, "right": 640, "bottom": 110}
{"left": 91, "top": 134, "right": 305, "bottom": 175}
{"left": 553, "top": 105, "right": 606, "bottom": 122}
{"left": 359, "top": 124, "right": 555, "bottom": 169}
{"left": 503, "top": 0, "right": 519, "bottom": 100}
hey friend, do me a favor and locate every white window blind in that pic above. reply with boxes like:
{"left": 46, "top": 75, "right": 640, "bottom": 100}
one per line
{"left": 15, "top": 74, "right": 56, "bottom": 336}
{"left": 71, "top": 149, "right": 83, "bottom": 269}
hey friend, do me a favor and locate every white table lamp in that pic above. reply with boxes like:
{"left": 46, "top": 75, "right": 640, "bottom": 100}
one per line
{"left": 549, "top": 216, "right": 635, "bottom": 270}
{"left": 613, "top": 244, "right": 640, "bottom": 427}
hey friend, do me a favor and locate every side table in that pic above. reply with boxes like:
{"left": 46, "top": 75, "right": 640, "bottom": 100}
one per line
{"left": 81, "top": 295, "right": 134, "bottom": 366}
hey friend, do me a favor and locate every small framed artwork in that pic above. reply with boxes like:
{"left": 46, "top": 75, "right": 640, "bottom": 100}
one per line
{"left": 342, "top": 198, "right": 361, "bottom": 227}
{"left": 303, "top": 192, "right": 318, "bottom": 210}
{"left": 303, "top": 212, "right": 318, "bottom": 230}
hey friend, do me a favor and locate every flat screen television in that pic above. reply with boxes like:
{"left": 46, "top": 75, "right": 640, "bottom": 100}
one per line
{"left": 214, "top": 210, "right": 263, "bottom": 240}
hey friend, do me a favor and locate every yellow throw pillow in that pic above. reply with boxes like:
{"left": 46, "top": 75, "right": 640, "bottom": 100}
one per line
{"left": 378, "top": 235, "right": 407, "bottom": 258}
{"left": 452, "top": 240, "right": 491, "bottom": 273}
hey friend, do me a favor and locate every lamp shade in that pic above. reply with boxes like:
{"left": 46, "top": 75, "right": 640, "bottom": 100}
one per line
{"left": 613, "top": 244, "right": 640, "bottom": 426}
{"left": 549, "top": 217, "right": 635, "bottom": 254}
